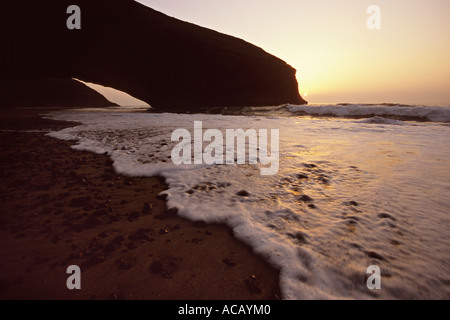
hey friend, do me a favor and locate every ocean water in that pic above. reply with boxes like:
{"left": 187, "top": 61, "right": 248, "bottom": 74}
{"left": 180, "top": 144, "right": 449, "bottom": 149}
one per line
{"left": 46, "top": 103, "right": 450, "bottom": 299}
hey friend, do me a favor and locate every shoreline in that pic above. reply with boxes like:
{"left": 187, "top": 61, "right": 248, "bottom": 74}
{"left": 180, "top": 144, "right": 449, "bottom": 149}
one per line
{"left": 0, "top": 108, "right": 281, "bottom": 300}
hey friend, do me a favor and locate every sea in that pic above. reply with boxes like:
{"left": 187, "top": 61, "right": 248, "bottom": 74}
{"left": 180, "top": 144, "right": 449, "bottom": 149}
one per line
{"left": 46, "top": 103, "right": 450, "bottom": 299}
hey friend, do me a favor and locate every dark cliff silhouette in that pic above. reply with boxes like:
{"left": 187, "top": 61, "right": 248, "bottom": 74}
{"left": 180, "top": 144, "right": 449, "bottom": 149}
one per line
{"left": 2, "top": 0, "right": 307, "bottom": 110}
{"left": 0, "top": 78, "right": 118, "bottom": 109}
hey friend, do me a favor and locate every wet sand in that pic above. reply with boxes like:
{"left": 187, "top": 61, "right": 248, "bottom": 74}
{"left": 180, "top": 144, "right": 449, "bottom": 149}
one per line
{"left": 0, "top": 108, "right": 280, "bottom": 300}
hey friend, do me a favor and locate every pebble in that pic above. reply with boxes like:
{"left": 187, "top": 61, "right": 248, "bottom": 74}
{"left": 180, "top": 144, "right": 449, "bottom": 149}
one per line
{"left": 365, "top": 251, "right": 387, "bottom": 261}
{"left": 245, "top": 275, "right": 262, "bottom": 294}
{"left": 222, "top": 258, "right": 236, "bottom": 267}
{"left": 116, "top": 259, "right": 133, "bottom": 271}
{"left": 159, "top": 228, "right": 169, "bottom": 235}
{"left": 69, "top": 196, "right": 91, "bottom": 208}
{"left": 299, "top": 195, "right": 313, "bottom": 202}
{"left": 236, "top": 190, "right": 250, "bottom": 197}
{"left": 103, "top": 243, "right": 116, "bottom": 254}
{"left": 296, "top": 173, "right": 309, "bottom": 180}
{"left": 83, "top": 217, "right": 102, "bottom": 228}
{"left": 295, "top": 232, "right": 307, "bottom": 244}
{"left": 149, "top": 261, "right": 164, "bottom": 274}
{"left": 142, "top": 203, "right": 152, "bottom": 214}
{"left": 127, "top": 211, "right": 140, "bottom": 222}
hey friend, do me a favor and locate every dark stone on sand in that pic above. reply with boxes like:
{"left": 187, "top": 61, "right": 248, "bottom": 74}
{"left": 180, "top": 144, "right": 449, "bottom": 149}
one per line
{"left": 126, "top": 242, "right": 137, "bottom": 250}
{"left": 34, "top": 256, "right": 50, "bottom": 265}
{"left": 127, "top": 211, "right": 140, "bottom": 222}
{"left": 223, "top": 258, "right": 236, "bottom": 267}
{"left": 308, "top": 203, "right": 316, "bottom": 209}
{"left": 116, "top": 259, "right": 133, "bottom": 271}
{"left": 193, "top": 221, "right": 208, "bottom": 228}
{"left": 38, "top": 194, "right": 51, "bottom": 205}
{"left": 103, "top": 243, "right": 116, "bottom": 254}
{"left": 162, "top": 270, "right": 174, "bottom": 280}
{"left": 142, "top": 203, "right": 152, "bottom": 214}
{"left": 155, "top": 207, "right": 178, "bottom": 220}
{"left": 245, "top": 275, "right": 262, "bottom": 294}
{"left": 191, "top": 238, "right": 203, "bottom": 244}
{"left": 51, "top": 234, "right": 63, "bottom": 243}
{"left": 83, "top": 217, "right": 102, "bottom": 228}
{"left": 295, "top": 232, "right": 308, "bottom": 244}
{"left": 123, "top": 178, "right": 134, "bottom": 186}
{"left": 349, "top": 201, "right": 359, "bottom": 206}
{"left": 3, "top": 0, "right": 306, "bottom": 112}
{"left": 112, "top": 235, "right": 125, "bottom": 245}
{"left": 70, "top": 196, "right": 91, "bottom": 208}
{"left": 149, "top": 261, "right": 164, "bottom": 274}
{"left": 378, "top": 213, "right": 397, "bottom": 221}
{"left": 318, "top": 177, "right": 330, "bottom": 184}
{"left": 346, "top": 219, "right": 358, "bottom": 226}
{"left": 365, "top": 251, "right": 387, "bottom": 261}
{"left": 236, "top": 190, "right": 250, "bottom": 197}
{"left": 107, "top": 293, "right": 125, "bottom": 300}
{"left": 98, "top": 231, "right": 109, "bottom": 238}
{"left": 41, "top": 207, "right": 53, "bottom": 215}
{"left": 128, "top": 228, "right": 151, "bottom": 241}
{"left": 81, "top": 254, "right": 106, "bottom": 269}
{"left": 299, "top": 195, "right": 313, "bottom": 202}
{"left": 93, "top": 209, "right": 108, "bottom": 217}
{"left": 297, "top": 274, "right": 309, "bottom": 283}
{"left": 296, "top": 173, "right": 309, "bottom": 180}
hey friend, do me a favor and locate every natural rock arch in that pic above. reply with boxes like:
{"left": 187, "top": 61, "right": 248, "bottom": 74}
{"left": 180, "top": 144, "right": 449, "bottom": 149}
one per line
{"left": 3, "top": 0, "right": 307, "bottom": 111}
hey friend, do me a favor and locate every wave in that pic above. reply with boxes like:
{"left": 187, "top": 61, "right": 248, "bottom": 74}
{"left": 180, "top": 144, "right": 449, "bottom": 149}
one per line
{"left": 357, "top": 116, "right": 406, "bottom": 125}
{"left": 46, "top": 109, "right": 450, "bottom": 299}
{"left": 287, "top": 103, "right": 450, "bottom": 122}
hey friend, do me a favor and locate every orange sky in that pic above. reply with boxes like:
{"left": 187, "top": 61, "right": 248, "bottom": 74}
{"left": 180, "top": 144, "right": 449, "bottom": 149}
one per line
{"left": 131, "top": 0, "right": 450, "bottom": 105}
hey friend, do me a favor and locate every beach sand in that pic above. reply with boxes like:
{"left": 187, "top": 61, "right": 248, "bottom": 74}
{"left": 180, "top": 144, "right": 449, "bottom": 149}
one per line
{"left": 0, "top": 108, "right": 280, "bottom": 300}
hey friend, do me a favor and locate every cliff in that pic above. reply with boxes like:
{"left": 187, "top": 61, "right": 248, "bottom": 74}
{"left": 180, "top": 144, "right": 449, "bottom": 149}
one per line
{"left": 2, "top": 0, "right": 307, "bottom": 110}
{"left": 0, "top": 78, "right": 118, "bottom": 109}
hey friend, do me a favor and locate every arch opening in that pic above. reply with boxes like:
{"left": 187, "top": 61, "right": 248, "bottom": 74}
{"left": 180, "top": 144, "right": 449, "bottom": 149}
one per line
{"left": 74, "top": 79, "right": 151, "bottom": 109}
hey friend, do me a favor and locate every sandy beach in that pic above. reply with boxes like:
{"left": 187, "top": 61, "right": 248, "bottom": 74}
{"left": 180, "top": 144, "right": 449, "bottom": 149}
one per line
{"left": 0, "top": 108, "right": 280, "bottom": 300}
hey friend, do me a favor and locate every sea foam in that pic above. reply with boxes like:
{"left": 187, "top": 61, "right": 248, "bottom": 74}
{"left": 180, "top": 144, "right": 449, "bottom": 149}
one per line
{"left": 46, "top": 108, "right": 450, "bottom": 299}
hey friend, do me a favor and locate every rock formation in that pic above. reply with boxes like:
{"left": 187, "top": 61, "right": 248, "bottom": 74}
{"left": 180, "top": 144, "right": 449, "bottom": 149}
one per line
{"left": 2, "top": 0, "right": 307, "bottom": 110}
{"left": 0, "top": 78, "right": 117, "bottom": 109}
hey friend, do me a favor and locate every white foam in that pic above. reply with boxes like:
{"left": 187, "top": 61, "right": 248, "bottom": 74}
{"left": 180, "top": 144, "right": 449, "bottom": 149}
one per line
{"left": 46, "top": 109, "right": 450, "bottom": 299}
{"left": 357, "top": 116, "right": 405, "bottom": 125}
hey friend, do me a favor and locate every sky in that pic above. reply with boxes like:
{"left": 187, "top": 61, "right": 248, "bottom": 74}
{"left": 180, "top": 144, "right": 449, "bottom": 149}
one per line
{"left": 91, "top": 0, "right": 450, "bottom": 105}
{"left": 79, "top": 80, "right": 149, "bottom": 107}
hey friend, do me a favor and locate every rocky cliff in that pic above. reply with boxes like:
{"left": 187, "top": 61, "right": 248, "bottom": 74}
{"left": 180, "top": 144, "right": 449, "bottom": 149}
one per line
{"left": 2, "top": 0, "right": 307, "bottom": 110}
{"left": 0, "top": 78, "right": 118, "bottom": 109}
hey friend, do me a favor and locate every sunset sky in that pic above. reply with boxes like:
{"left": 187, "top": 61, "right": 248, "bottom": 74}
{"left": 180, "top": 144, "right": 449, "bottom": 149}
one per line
{"left": 91, "top": 0, "right": 450, "bottom": 105}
